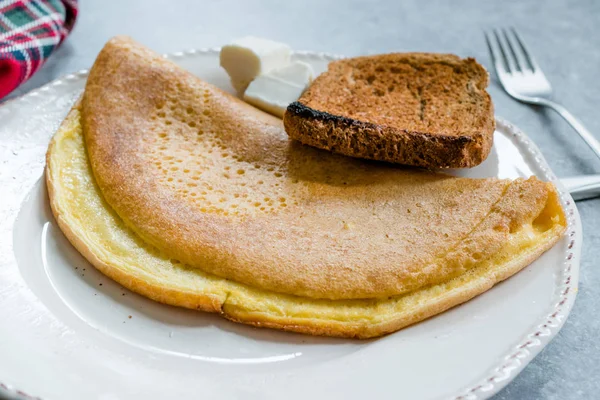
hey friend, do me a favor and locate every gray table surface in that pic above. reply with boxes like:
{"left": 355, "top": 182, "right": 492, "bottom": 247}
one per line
{"left": 5, "top": 0, "right": 600, "bottom": 398}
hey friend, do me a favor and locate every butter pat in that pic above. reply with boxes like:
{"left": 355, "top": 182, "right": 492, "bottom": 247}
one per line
{"left": 244, "top": 61, "right": 314, "bottom": 118}
{"left": 220, "top": 36, "right": 291, "bottom": 93}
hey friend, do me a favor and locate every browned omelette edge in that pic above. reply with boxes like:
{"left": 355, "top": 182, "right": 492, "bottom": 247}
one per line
{"left": 45, "top": 170, "right": 564, "bottom": 338}
{"left": 224, "top": 235, "right": 561, "bottom": 338}
{"left": 45, "top": 104, "right": 566, "bottom": 338}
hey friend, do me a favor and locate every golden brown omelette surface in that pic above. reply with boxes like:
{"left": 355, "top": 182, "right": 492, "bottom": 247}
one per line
{"left": 80, "top": 37, "right": 565, "bottom": 301}
{"left": 47, "top": 103, "right": 566, "bottom": 339}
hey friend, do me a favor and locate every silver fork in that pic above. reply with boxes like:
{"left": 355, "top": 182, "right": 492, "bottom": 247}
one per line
{"left": 485, "top": 27, "right": 600, "bottom": 201}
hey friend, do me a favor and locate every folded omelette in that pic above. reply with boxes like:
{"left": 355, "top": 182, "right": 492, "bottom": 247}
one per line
{"left": 46, "top": 37, "right": 566, "bottom": 338}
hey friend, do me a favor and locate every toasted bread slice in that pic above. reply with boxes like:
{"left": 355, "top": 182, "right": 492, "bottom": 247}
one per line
{"left": 283, "top": 53, "right": 495, "bottom": 168}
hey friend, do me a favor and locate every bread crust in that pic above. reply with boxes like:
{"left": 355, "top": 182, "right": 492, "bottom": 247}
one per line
{"left": 285, "top": 101, "right": 493, "bottom": 168}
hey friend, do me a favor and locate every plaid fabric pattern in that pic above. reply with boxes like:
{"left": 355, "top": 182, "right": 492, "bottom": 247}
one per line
{"left": 0, "top": 0, "right": 78, "bottom": 99}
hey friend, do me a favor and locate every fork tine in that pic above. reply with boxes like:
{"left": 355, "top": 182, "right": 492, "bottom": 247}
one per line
{"left": 484, "top": 31, "right": 500, "bottom": 67}
{"left": 501, "top": 28, "right": 525, "bottom": 72}
{"left": 485, "top": 30, "right": 511, "bottom": 77}
{"left": 493, "top": 29, "right": 516, "bottom": 73}
{"left": 510, "top": 27, "right": 539, "bottom": 72}
{"left": 485, "top": 30, "right": 507, "bottom": 75}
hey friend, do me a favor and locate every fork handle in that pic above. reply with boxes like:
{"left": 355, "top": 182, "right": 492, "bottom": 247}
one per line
{"left": 561, "top": 175, "right": 600, "bottom": 201}
{"left": 535, "top": 98, "right": 600, "bottom": 161}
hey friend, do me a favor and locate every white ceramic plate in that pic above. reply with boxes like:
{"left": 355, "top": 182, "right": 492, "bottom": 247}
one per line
{"left": 0, "top": 50, "right": 581, "bottom": 400}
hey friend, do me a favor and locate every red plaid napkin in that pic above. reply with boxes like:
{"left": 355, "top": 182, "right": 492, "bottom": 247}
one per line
{"left": 0, "top": 0, "right": 78, "bottom": 99}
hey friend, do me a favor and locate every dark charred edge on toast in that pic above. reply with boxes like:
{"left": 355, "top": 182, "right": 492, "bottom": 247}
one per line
{"left": 285, "top": 101, "right": 488, "bottom": 169}
{"left": 287, "top": 101, "right": 366, "bottom": 126}
{"left": 286, "top": 101, "right": 473, "bottom": 144}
